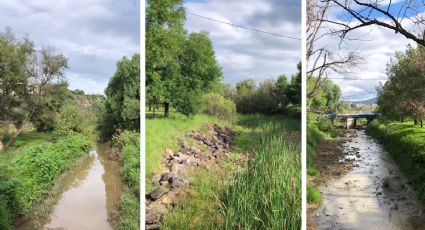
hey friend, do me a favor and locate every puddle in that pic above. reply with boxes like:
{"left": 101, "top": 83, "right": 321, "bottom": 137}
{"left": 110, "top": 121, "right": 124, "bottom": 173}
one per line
{"left": 314, "top": 130, "right": 425, "bottom": 229}
{"left": 17, "top": 143, "right": 122, "bottom": 230}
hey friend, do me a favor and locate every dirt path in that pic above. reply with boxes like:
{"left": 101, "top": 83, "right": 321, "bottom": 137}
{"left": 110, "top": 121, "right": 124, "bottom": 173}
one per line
{"left": 312, "top": 130, "right": 425, "bottom": 229}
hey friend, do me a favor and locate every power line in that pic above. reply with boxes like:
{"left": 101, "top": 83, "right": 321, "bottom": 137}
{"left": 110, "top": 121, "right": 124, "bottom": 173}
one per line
{"left": 328, "top": 77, "right": 388, "bottom": 81}
{"left": 186, "top": 11, "right": 301, "bottom": 41}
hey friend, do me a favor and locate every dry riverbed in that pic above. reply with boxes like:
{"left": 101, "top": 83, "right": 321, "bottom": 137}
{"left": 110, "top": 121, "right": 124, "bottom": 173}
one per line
{"left": 309, "top": 130, "right": 425, "bottom": 230}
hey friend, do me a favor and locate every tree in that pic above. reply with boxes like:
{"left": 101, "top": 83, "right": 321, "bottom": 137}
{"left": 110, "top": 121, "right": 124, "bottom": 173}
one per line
{"left": 146, "top": 0, "right": 186, "bottom": 117}
{"left": 323, "top": 0, "right": 425, "bottom": 46}
{"left": 286, "top": 62, "right": 302, "bottom": 105}
{"left": 174, "top": 32, "right": 222, "bottom": 116}
{"left": 102, "top": 54, "right": 140, "bottom": 139}
{"left": 275, "top": 74, "right": 289, "bottom": 110}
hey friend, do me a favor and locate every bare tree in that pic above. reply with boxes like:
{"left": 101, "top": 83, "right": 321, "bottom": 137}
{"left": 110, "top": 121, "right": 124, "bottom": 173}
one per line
{"left": 324, "top": 0, "right": 425, "bottom": 46}
{"left": 307, "top": 0, "right": 362, "bottom": 98}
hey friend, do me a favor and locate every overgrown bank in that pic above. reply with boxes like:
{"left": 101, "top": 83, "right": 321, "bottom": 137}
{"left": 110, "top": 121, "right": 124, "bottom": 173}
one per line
{"left": 367, "top": 120, "right": 425, "bottom": 203}
{"left": 147, "top": 114, "right": 301, "bottom": 229}
{"left": 0, "top": 133, "right": 92, "bottom": 229}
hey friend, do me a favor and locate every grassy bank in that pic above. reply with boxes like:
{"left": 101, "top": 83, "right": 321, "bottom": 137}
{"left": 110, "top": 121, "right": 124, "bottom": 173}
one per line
{"left": 0, "top": 131, "right": 92, "bottom": 229}
{"left": 162, "top": 114, "right": 301, "bottom": 229}
{"left": 146, "top": 112, "right": 224, "bottom": 192}
{"left": 114, "top": 131, "right": 140, "bottom": 230}
{"left": 367, "top": 120, "right": 425, "bottom": 203}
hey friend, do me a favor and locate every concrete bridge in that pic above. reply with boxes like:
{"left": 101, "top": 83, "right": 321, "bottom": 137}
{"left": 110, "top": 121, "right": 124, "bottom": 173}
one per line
{"left": 321, "top": 113, "right": 380, "bottom": 129}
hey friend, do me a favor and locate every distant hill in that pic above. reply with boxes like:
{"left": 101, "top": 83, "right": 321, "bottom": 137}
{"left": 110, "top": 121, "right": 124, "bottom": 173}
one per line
{"left": 344, "top": 97, "right": 377, "bottom": 105}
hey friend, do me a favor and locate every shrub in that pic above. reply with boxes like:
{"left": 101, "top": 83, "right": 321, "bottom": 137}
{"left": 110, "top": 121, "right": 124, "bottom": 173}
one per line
{"left": 52, "top": 105, "right": 94, "bottom": 139}
{"left": 307, "top": 186, "right": 322, "bottom": 203}
{"left": 202, "top": 93, "right": 236, "bottom": 121}
{"left": 112, "top": 130, "right": 140, "bottom": 150}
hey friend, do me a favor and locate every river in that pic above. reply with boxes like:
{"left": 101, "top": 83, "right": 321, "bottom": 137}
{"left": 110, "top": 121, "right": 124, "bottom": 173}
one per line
{"left": 313, "top": 130, "right": 425, "bottom": 229}
{"left": 17, "top": 143, "right": 122, "bottom": 230}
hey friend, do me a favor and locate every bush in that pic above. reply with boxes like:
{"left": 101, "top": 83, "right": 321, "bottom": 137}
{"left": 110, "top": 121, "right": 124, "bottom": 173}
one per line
{"left": 307, "top": 186, "right": 322, "bottom": 203}
{"left": 52, "top": 105, "right": 94, "bottom": 139}
{"left": 202, "top": 93, "right": 236, "bottom": 121}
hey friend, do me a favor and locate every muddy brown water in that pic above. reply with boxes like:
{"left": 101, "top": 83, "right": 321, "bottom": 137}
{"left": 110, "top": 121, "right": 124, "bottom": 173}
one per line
{"left": 314, "top": 130, "right": 425, "bottom": 230}
{"left": 17, "top": 143, "right": 122, "bottom": 230}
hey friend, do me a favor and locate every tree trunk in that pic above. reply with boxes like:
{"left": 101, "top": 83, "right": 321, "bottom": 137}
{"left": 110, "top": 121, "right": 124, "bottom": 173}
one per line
{"left": 421, "top": 119, "right": 423, "bottom": 128}
{"left": 4, "top": 127, "right": 24, "bottom": 150}
{"left": 156, "top": 100, "right": 159, "bottom": 110}
{"left": 0, "top": 141, "right": 3, "bottom": 152}
{"left": 153, "top": 106, "right": 156, "bottom": 118}
{"left": 164, "top": 102, "right": 169, "bottom": 118}
{"left": 148, "top": 101, "right": 152, "bottom": 111}
{"left": 414, "top": 118, "right": 418, "bottom": 125}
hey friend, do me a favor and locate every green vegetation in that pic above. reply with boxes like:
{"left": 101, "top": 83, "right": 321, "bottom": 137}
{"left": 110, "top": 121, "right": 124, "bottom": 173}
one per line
{"left": 367, "top": 120, "right": 425, "bottom": 203}
{"left": 0, "top": 132, "right": 92, "bottom": 229}
{"left": 161, "top": 115, "right": 301, "bottom": 229}
{"left": 112, "top": 131, "right": 140, "bottom": 229}
{"left": 377, "top": 46, "right": 425, "bottom": 126}
{"left": 222, "top": 115, "right": 300, "bottom": 229}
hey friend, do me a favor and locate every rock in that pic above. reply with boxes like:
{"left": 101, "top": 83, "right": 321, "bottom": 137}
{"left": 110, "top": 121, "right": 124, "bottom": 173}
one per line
{"left": 177, "top": 154, "right": 190, "bottom": 163}
{"left": 171, "top": 163, "right": 185, "bottom": 174}
{"left": 172, "top": 178, "right": 187, "bottom": 188}
{"left": 160, "top": 181, "right": 169, "bottom": 187}
{"left": 161, "top": 172, "right": 175, "bottom": 182}
{"left": 164, "top": 148, "right": 173, "bottom": 157}
{"left": 152, "top": 173, "right": 162, "bottom": 185}
{"left": 186, "top": 156, "right": 201, "bottom": 166}
{"left": 146, "top": 224, "right": 161, "bottom": 230}
{"left": 146, "top": 212, "right": 161, "bottom": 224}
{"left": 147, "top": 187, "right": 169, "bottom": 200}
{"left": 180, "top": 147, "right": 192, "bottom": 155}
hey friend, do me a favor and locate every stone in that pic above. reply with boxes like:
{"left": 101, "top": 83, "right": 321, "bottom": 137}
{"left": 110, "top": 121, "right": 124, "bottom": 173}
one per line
{"left": 146, "top": 224, "right": 162, "bottom": 230}
{"left": 177, "top": 154, "right": 190, "bottom": 163}
{"left": 146, "top": 212, "right": 161, "bottom": 224}
{"left": 161, "top": 172, "right": 175, "bottom": 182}
{"left": 151, "top": 173, "right": 162, "bottom": 185}
{"left": 172, "top": 178, "right": 188, "bottom": 188}
{"left": 171, "top": 163, "right": 185, "bottom": 174}
{"left": 186, "top": 156, "right": 201, "bottom": 166}
{"left": 147, "top": 187, "right": 169, "bottom": 200}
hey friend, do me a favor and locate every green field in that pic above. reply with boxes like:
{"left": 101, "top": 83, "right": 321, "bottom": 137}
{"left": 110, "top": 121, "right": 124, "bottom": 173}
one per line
{"left": 367, "top": 120, "right": 425, "bottom": 203}
{"left": 148, "top": 113, "right": 301, "bottom": 229}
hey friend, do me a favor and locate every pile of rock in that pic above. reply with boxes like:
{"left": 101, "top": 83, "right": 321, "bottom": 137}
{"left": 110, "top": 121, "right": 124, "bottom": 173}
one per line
{"left": 145, "top": 124, "right": 235, "bottom": 230}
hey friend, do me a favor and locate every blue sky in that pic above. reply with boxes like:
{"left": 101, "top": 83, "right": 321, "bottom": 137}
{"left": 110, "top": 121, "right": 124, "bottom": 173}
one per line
{"left": 0, "top": 0, "right": 139, "bottom": 95}
{"left": 184, "top": 0, "right": 301, "bottom": 86}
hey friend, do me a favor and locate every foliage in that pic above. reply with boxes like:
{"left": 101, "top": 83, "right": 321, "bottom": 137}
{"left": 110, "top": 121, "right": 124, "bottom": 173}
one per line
{"left": 202, "top": 93, "right": 236, "bottom": 121}
{"left": 0, "top": 134, "right": 91, "bottom": 227}
{"left": 367, "top": 120, "right": 425, "bottom": 204}
{"left": 101, "top": 54, "right": 140, "bottom": 139}
{"left": 114, "top": 131, "right": 140, "bottom": 229}
{"left": 222, "top": 115, "right": 301, "bottom": 229}
{"left": 308, "top": 77, "right": 342, "bottom": 113}
{"left": 307, "top": 186, "right": 323, "bottom": 203}
{"left": 52, "top": 104, "right": 95, "bottom": 139}
{"left": 378, "top": 46, "right": 425, "bottom": 125}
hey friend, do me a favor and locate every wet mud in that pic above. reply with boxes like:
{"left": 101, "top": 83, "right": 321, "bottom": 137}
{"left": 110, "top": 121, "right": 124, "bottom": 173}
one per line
{"left": 313, "top": 130, "right": 425, "bottom": 230}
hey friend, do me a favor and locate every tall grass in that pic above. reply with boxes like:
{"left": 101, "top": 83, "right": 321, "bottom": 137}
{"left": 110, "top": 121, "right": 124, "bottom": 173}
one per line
{"left": 145, "top": 113, "right": 225, "bottom": 192}
{"left": 222, "top": 114, "right": 301, "bottom": 229}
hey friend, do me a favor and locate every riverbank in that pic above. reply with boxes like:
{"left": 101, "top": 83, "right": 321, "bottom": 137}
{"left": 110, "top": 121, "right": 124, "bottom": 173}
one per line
{"left": 146, "top": 114, "right": 301, "bottom": 229}
{"left": 367, "top": 120, "right": 425, "bottom": 204}
{"left": 0, "top": 131, "right": 92, "bottom": 229}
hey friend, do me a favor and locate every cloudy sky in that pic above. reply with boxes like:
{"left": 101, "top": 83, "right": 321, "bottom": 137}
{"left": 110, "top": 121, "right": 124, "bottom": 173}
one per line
{"left": 184, "top": 0, "right": 301, "bottom": 86}
{"left": 0, "top": 0, "right": 139, "bottom": 95}
{"left": 322, "top": 2, "right": 419, "bottom": 101}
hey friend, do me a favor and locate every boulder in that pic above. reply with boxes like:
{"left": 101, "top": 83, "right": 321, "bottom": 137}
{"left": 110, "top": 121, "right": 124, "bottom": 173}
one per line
{"left": 147, "top": 187, "right": 169, "bottom": 201}
{"left": 161, "top": 172, "right": 175, "bottom": 182}
{"left": 146, "top": 212, "right": 161, "bottom": 224}
{"left": 151, "top": 173, "right": 162, "bottom": 186}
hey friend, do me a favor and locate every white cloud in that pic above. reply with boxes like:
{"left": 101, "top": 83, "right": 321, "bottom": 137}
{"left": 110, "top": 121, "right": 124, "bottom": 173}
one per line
{"left": 0, "top": 0, "right": 139, "bottom": 95}
{"left": 184, "top": 0, "right": 301, "bottom": 86}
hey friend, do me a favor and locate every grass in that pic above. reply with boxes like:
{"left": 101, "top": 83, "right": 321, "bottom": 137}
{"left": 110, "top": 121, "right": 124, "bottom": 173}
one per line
{"left": 307, "top": 186, "right": 322, "bottom": 203}
{"left": 160, "top": 114, "right": 301, "bottom": 229}
{"left": 146, "top": 112, "right": 225, "bottom": 192}
{"left": 114, "top": 131, "right": 140, "bottom": 230}
{"left": 367, "top": 120, "right": 425, "bottom": 203}
{"left": 0, "top": 131, "right": 92, "bottom": 229}
{"left": 222, "top": 114, "right": 301, "bottom": 230}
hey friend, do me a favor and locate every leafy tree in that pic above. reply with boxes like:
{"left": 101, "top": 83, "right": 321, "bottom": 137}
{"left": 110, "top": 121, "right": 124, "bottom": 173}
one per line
{"left": 102, "top": 54, "right": 140, "bottom": 139}
{"left": 275, "top": 74, "right": 289, "bottom": 109}
{"left": 174, "top": 32, "right": 222, "bottom": 116}
{"left": 308, "top": 77, "right": 342, "bottom": 113}
{"left": 285, "top": 62, "right": 302, "bottom": 105}
{"left": 146, "top": 0, "right": 186, "bottom": 117}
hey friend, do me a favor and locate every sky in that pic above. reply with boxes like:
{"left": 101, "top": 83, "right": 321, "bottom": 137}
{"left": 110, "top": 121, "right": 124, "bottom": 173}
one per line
{"left": 184, "top": 0, "right": 301, "bottom": 86}
{"left": 323, "top": 1, "right": 421, "bottom": 101}
{"left": 0, "top": 0, "right": 139, "bottom": 95}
